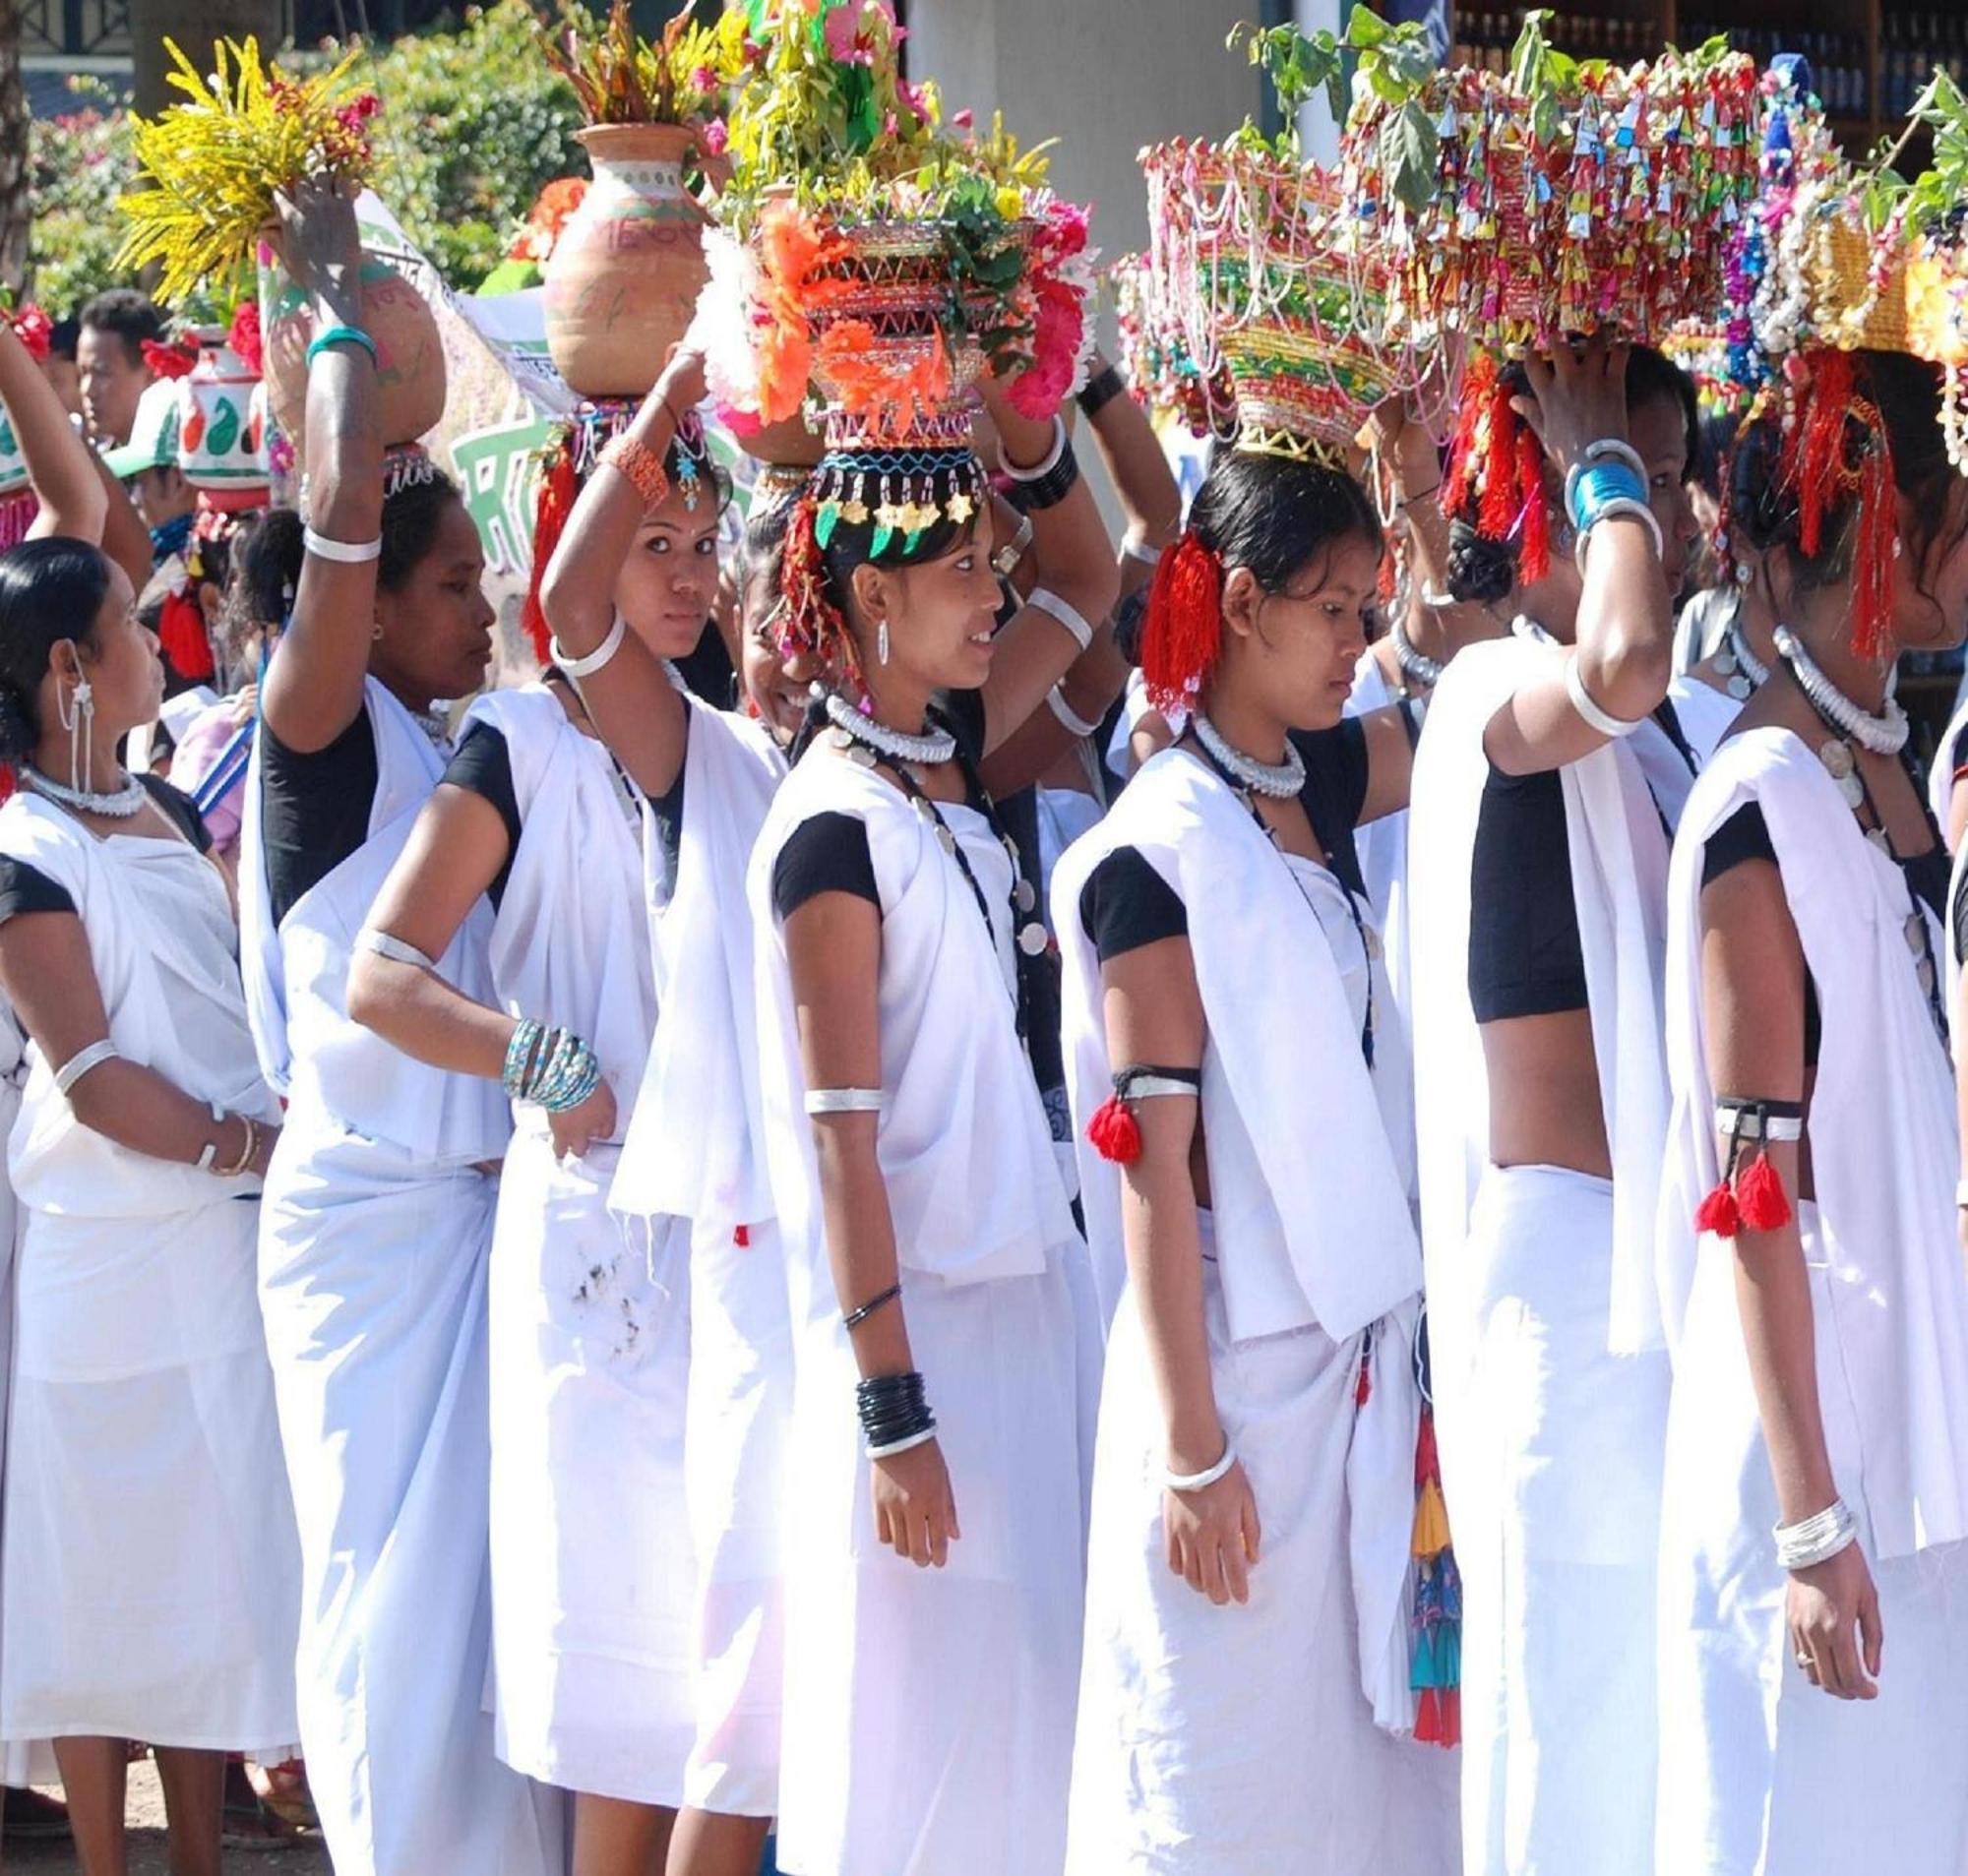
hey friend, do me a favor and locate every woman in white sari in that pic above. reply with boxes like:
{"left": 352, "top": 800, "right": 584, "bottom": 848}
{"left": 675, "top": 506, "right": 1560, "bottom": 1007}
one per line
{"left": 0, "top": 535, "right": 298, "bottom": 1875}
{"left": 1054, "top": 444, "right": 1457, "bottom": 1874}
{"left": 239, "top": 179, "right": 559, "bottom": 1876}
{"left": 1661, "top": 349, "right": 1968, "bottom": 1874}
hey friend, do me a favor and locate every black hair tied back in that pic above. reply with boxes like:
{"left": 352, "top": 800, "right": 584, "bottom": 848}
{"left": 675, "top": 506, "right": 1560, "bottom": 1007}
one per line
{"left": 0, "top": 537, "right": 113, "bottom": 765}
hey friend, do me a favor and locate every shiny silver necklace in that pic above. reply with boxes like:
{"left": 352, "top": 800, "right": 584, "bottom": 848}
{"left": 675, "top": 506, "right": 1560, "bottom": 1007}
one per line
{"left": 1774, "top": 626, "right": 1907, "bottom": 756}
{"left": 823, "top": 691, "right": 956, "bottom": 768}
{"left": 1389, "top": 615, "right": 1444, "bottom": 690}
{"left": 1193, "top": 712, "right": 1306, "bottom": 799}
{"left": 24, "top": 764, "right": 147, "bottom": 817}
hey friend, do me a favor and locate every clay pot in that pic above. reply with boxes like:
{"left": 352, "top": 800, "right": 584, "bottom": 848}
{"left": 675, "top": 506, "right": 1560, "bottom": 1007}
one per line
{"left": 740, "top": 408, "right": 824, "bottom": 467}
{"left": 263, "top": 255, "right": 447, "bottom": 451}
{"left": 543, "top": 122, "right": 711, "bottom": 398}
{"left": 176, "top": 328, "right": 269, "bottom": 494}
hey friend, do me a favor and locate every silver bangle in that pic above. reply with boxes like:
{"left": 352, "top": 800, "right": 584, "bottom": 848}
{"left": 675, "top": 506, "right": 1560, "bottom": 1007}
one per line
{"left": 550, "top": 613, "right": 628, "bottom": 681}
{"left": 1123, "top": 536, "right": 1163, "bottom": 569}
{"left": 1575, "top": 496, "right": 1664, "bottom": 568}
{"left": 1027, "top": 585, "right": 1093, "bottom": 652}
{"left": 357, "top": 927, "right": 438, "bottom": 972}
{"left": 195, "top": 1098, "right": 223, "bottom": 1172}
{"left": 866, "top": 1425, "right": 940, "bottom": 1461}
{"left": 53, "top": 1037, "right": 119, "bottom": 1097}
{"left": 998, "top": 414, "right": 1067, "bottom": 484}
{"left": 1047, "top": 685, "right": 1101, "bottom": 739}
{"left": 1956, "top": 1177, "right": 1968, "bottom": 1209}
{"left": 302, "top": 527, "right": 383, "bottom": 565}
{"left": 1564, "top": 654, "right": 1645, "bottom": 740}
{"left": 1165, "top": 1441, "right": 1238, "bottom": 1494}
{"left": 805, "top": 1087, "right": 884, "bottom": 1115}
{"left": 992, "top": 512, "right": 1034, "bottom": 579}
{"left": 1774, "top": 1497, "right": 1859, "bottom": 1571}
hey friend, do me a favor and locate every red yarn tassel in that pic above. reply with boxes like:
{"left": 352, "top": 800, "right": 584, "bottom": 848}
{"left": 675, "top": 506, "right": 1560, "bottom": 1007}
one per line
{"left": 1086, "top": 1094, "right": 1142, "bottom": 1165}
{"left": 1437, "top": 1686, "right": 1462, "bottom": 1749}
{"left": 1356, "top": 1346, "right": 1373, "bottom": 1407}
{"left": 1442, "top": 352, "right": 1497, "bottom": 520}
{"left": 1414, "top": 1687, "right": 1445, "bottom": 1744}
{"left": 521, "top": 441, "right": 579, "bottom": 669}
{"left": 1735, "top": 1151, "right": 1793, "bottom": 1233}
{"left": 1141, "top": 531, "right": 1225, "bottom": 716}
{"left": 156, "top": 585, "right": 215, "bottom": 682}
{"left": 1788, "top": 349, "right": 1856, "bottom": 562}
{"left": 1850, "top": 425, "right": 1896, "bottom": 663}
{"left": 1694, "top": 1179, "right": 1742, "bottom": 1239}
{"left": 733, "top": 1225, "right": 751, "bottom": 1248}
{"left": 1515, "top": 416, "right": 1550, "bottom": 584}
{"left": 1476, "top": 378, "right": 1518, "bottom": 546}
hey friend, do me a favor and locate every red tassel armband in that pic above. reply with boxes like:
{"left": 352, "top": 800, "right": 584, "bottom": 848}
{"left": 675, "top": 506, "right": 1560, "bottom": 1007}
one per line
{"left": 1086, "top": 1064, "right": 1201, "bottom": 1166}
{"left": 1694, "top": 1097, "right": 1803, "bottom": 1240}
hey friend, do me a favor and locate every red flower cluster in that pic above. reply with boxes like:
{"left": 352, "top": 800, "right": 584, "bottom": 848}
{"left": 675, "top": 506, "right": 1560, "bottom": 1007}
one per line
{"left": 8, "top": 305, "right": 51, "bottom": 363}
{"left": 227, "top": 299, "right": 264, "bottom": 376}
{"left": 141, "top": 335, "right": 200, "bottom": 380}
{"left": 1007, "top": 199, "right": 1090, "bottom": 422}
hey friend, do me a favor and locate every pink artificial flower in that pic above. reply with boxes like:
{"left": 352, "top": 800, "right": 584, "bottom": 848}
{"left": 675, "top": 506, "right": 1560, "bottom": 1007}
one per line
{"left": 896, "top": 77, "right": 926, "bottom": 123}
{"left": 691, "top": 64, "right": 717, "bottom": 92}
{"left": 952, "top": 107, "right": 973, "bottom": 130}
{"left": 823, "top": 3, "right": 859, "bottom": 60}
{"left": 1008, "top": 287, "right": 1081, "bottom": 420}
{"left": 703, "top": 118, "right": 729, "bottom": 157}
{"left": 884, "top": 111, "right": 897, "bottom": 136}
{"left": 715, "top": 399, "right": 763, "bottom": 439}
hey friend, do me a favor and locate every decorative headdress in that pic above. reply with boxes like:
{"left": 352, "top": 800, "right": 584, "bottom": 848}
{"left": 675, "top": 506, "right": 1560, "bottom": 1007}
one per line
{"left": 1112, "top": 250, "right": 1231, "bottom": 439}
{"left": 1143, "top": 139, "right": 1407, "bottom": 471}
{"left": 518, "top": 399, "right": 716, "bottom": 663}
{"left": 1340, "top": 26, "right": 1761, "bottom": 354}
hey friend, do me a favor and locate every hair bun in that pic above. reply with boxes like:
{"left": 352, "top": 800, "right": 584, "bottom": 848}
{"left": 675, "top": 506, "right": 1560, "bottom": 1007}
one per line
{"left": 1445, "top": 518, "right": 1518, "bottom": 607}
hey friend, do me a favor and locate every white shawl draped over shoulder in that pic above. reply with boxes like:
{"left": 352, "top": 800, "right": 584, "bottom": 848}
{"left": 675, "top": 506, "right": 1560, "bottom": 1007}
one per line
{"left": 750, "top": 750, "right": 1076, "bottom": 1290}
{"left": 1053, "top": 747, "right": 1422, "bottom": 1346}
{"left": 613, "top": 699, "right": 786, "bottom": 1241}
{"left": 464, "top": 685, "right": 654, "bottom": 1115}
{"left": 0, "top": 794, "right": 278, "bottom": 1219}
{"left": 1408, "top": 636, "right": 1675, "bottom": 1366}
{"left": 239, "top": 676, "right": 507, "bottom": 1166}
{"left": 1660, "top": 728, "right": 1968, "bottom": 1560}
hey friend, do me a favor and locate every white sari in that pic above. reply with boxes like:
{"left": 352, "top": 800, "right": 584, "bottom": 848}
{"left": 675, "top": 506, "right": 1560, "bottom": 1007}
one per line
{"left": 0, "top": 793, "right": 297, "bottom": 1756}
{"left": 242, "top": 679, "right": 559, "bottom": 1876}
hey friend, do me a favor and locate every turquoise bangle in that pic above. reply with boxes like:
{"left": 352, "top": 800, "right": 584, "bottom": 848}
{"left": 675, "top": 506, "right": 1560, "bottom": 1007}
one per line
{"left": 306, "top": 325, "right": 378, "bottom": 368}
{"left": 1568, "top": 460, "right": 1646, "bottom": 533}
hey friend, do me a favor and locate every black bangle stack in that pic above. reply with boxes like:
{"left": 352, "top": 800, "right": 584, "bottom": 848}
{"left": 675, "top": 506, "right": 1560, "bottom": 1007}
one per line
{"left": 1004, "top": 437, "right": 1080, "bottom": 514}
{"left": 857, "top": 1370, "right": 936, "bottom": 1456}
{"left": 1076, "top": 364, "right": 1127, "bottom": 420}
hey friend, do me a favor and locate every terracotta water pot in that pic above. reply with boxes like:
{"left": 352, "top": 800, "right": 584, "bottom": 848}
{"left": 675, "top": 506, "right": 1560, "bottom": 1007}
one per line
{"left": 177, "top": 328, "right": 269, "bottom": 494}
{"left": 263, "top": 255, "right": 447, "bottom": 452}
{"left": 544, "top": 122, "right": 711, "bottom": 398}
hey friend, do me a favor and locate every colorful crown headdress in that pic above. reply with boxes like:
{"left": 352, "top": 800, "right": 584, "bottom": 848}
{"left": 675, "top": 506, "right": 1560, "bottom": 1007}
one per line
{"left": 1112, "top": 251, "right": 1232, "bottom": 440}
{"left": 1143, "top": 138, "right": 1411, "bottom": 469}
{"left": 1340, "top": 24, "right": 1761, "bottom": 354}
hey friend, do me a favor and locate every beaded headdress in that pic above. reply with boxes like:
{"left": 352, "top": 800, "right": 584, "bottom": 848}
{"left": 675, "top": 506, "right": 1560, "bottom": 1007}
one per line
{"left": 1143, "top": 139, "right": 1410, "bottom": 468}
{"left": 518, "top": 399, "right": 715, "bottom": 664}
{"left": 1113, "top": 250, "right": 1232, "bottom": 440}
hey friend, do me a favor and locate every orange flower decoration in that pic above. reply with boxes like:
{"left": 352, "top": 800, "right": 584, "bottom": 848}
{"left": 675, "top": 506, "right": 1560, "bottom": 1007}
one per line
{"left": 815, "top": 316, "right": 953, "bottom": 440}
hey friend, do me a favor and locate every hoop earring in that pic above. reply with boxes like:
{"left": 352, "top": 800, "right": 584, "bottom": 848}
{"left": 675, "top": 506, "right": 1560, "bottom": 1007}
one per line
{"left": 877, "top": 617, "right": 890, "bottom": 666}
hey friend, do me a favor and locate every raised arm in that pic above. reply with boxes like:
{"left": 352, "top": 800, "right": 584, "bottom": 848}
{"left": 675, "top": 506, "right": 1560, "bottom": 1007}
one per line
{"left": 2, "top": 321, "right": 107, "bottom": 546}
{"left": 785, "top": 870, "right": 959, "bottom": 1570}
{"left": 0, "top": 908, "right": 276, "bottom": 1178}
{"left": 973, "top": 377, "right": 1120, "bottom": 757}
{"left": 1076, "top": 354, "right": 1182, "bottom": 590}
{"left": 1484, "top": 342, "right": 1682, "bottom": 776}
{"left": 535, "top": 353, "right": 699, "bottom": 799}
{"left": 1100, "top": 929, "right": 1260, "bottom": 1606}
{"left": 259, "top": 177, "right": 386, "bottom": 756}
{"left": 90, "top": 451, "right": 154, "bottom": 595}
{"left": 1700, "top": 857, "right": 1879, "bottom": 1702}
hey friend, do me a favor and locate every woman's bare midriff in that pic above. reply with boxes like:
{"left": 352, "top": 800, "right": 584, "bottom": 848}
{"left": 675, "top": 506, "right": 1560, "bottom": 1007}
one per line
{"left": 1480, "top": 1008, "right": 1612, "bottom": 1179}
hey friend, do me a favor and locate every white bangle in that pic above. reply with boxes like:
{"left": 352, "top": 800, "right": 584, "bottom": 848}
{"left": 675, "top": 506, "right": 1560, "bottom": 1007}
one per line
{"left": 302, "top": 527, "right": 383, "bottom": 565}
{"left": 1028, "top": 585, "right": 1093, "bottom": 652}
{"left": 805, "top": 1087, "right": 884, "bottom": 1115}
{"left": 1047, "top": 685, "right": 1101, "bottom": 739}
{"left": 1564, "top": 654, "right": 1645, "bottom": 740}
{"left": 195, "top": 1098, "right": 223, "bottom": 1172}
{"left": 1123, "top": 536, "right": 1163, "bottom": 568}
{"left": 1575, "top": 497, "right": 1664, "bottom": 568}
{"left": 53, "top": 1037, "right": 120, "bottom": 1097}
{"left": 1774, "top": 1497, "right": 1859, "bottom": 1571}
{"left": 1956, "top": 1177, "right": 1968, "bottom": 1209}
{"left": 550, "top": 613, "right": 627, "bottom": 681}
{"left": 867, "top": 1425, "right": 939, "bottom": 1461}
{"left": 1165, "top": 1441, "right": 1238, "bottom": 1494}
{"left": 999, "top": 414, "right": 1067, "bottom": 484}
{"left": 358, "top": 927, "right": 438, "bottom": 972}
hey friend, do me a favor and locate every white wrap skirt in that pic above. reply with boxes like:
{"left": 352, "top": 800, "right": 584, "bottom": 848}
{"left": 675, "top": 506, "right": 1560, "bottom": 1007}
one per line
{"left": 1657, "top": 1202, "right": 1968, "bottom": 1874}
{"left": 259, "top": 1117, "right": 561, "bottom": 1876}
{"left": 489, "top": 1125, "right": 695, "bottom": 1805}
{"left": 1, "top": 1193, "right": 299, "bottom": 1755}
{"left": 682, "top": 1216, "right": 794, "bottom": 1817}
{"left": 774, "top": 1241, "right": 1096, "bottom": 1876}
{"left": 1066, "top": 1214, "right": 1458, "bottom": 1875}
{"left": 1448, "top": 1164, "right": 1670, "bottom": 1876}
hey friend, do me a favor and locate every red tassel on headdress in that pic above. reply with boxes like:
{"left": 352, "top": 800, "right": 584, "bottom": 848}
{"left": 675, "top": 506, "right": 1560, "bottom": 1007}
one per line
{"left": 1086, "top": 1094, "right": 1142, "bottom": 1165}
{"left": 1849, "top": 406, "right": 1896, "bottom": 663}
{"left": 521, "top": 441, "right": 579, "bottom": 669}
{"left": 1514, "top": 416, "right": 1550, "bottom": 584}
{"left": 156, "top": 585, "right": 215, "bottom": 682}
{"left": 1141, "top": 531, "right": 1224, "bottom": 715}
{"left": 781, "top": 492, "right": 859, "bottom": 692}
{"left": 1441, "top": 353, "right": 1497, "bottom": 521}
{"left": 1787, "top": 348, "right": 1855, "bottom": 562}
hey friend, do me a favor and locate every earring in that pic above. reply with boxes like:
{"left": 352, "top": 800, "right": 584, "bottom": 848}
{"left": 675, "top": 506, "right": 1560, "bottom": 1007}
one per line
{"left": 877, "top": 617, "right": 890, "bottom": 666}
{"left": 58, "top": 674, "right": 93, "bottom": 796}
{"left": 372, "top": 619, "right": 385, "bottom": 642}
